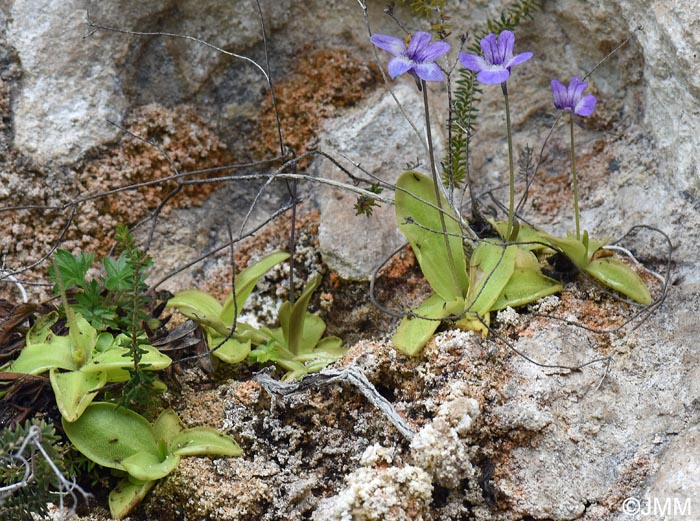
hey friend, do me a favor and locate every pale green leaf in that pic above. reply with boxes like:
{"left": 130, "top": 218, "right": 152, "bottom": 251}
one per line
{"left": 109, "top": 478, "right": 156, "bottom": 520}
{"left": 50, "top": 369, "right": 106, "bottom": 422}
{"left": 152, "top": 408, "right": 185, "bottom": 448}
{"left": 489, "top": 219, "right": 554, "bottom": 252}
{"left": 392, "top": 293, "right": 455, "bottom": 356}
{"left": 208, "top": 335, "right": 251, "bottom": 364}
{"left": 26, "top": 311, "right": 59, "bottom": 345}
{"left": 120, "top": 451, "right": 180, "bottom": 481}
{"left": 542, "top": 231, "right": 607, "bottom": 269}
{"left": 286, "top": 274, "right": 322, "bottom": 356}
{"left": 166, "top": 290, "right": 228, "bottom": 336}
{"left": 62, "top": 402, "right": 160, "bottom": 472}
{"left": 466, "top": 241, "right": 517, "bottom": 316}
{"left": 68, "top": 314, "right": 98, "bottom": 368}
{"left": 395, "top": 171, "right": 469, "bottom": 301}
{"left": 9, "top": 336, "right": 77, "bottom": 374}
{"left": 84, "top": 343, "right": 172, "bottom": 375}
{"left": 170, "top": 427, "right": 242, "bottom": 457}
{"left": 221, "top": 251, "right": 290, "bottom": 324}
{"left": 585, "top": 257, "right": 652, "bottom": 305}
{"left": 295, "top": 313, "right": 326, "bottom": 356}
{"left": 492, "top": 249, "right": 562, "bottom": 310}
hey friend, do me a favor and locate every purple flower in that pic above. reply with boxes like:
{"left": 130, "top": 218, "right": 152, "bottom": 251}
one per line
{"left": 551, "top": 76, "right": 597, "bottom": 117}
{"left": 370, "top": 31, "right": 450, "bottom": 82}
{"left": 458, "top": 30, "right": 532, "bottom": 84}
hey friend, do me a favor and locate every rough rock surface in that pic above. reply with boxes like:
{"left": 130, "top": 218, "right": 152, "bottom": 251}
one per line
{"left": 315, "top": 82, "right": 444, "bottom": 280}
{"left": 1, "top": 0, "right": 699, "bottom": 520}
{"left": 641, "top": 425, "right": 700, "bottom": 519}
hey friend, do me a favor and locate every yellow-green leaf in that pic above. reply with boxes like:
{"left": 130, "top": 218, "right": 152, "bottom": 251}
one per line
{"left": 166, "top": 290, "right": 228, "bottom": 336}
{"left": 585, "top": 257, "right": 652, "bottom": 305}
{"left": 109, "top": 478, "right": 156, "bottom": 520}
{"left": 466, "top": 241, "right": 516, "bottom": 316}
{"left": 395, "top": 171, "right": 469, "bottom": 301}
{"left": 492, "top": 248, "right": 562, "bottom": 310}
{"left": 392, "top": 293, "right": 462, "bottom": 356}
{"left": 50, "top": 369, "right": 106, "bottom": 422}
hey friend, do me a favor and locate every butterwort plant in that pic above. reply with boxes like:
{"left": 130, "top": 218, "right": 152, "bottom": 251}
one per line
{"left": 500, "top": 75, "right": 650, "bottom": 304}
{"left": 368, "top": 23, "right": 652, "bottom": 356}
{"left": 539, "top": 76, "right": 651, "bottom": 304}
{"left": 370, "top": 29, "right": 561, "bottom": 354}
{"left": 371, "top": 31, "right": 463, "bottom": 293}
{"left": 551, "top": 76, "right": 597, "bottom": 240}
{"left": 460, "top": 30, "right": 532, "bottom": 240}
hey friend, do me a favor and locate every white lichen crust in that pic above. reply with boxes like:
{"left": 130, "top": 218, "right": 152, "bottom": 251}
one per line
{"left": 313, "top": 461, "right": 433, "bottom": 521}
{"left": 410, "top": 382, "right": 480, "bottom": 488}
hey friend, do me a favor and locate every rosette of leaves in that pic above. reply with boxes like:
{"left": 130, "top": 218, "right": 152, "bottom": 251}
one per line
{"left": 392, "top": 171, "right": 561, "bottom": 355}
{"left": 4, "top": 311, "right": 171, "bottom": 421}
{"left": 63, "top": 402, "right": 241, "bottom": 519}
{"left": 491, "top": 221, "right": 652, "bottom": 304}
{"left": 165, "top": 251, "right": 290, "bottom": 364}
{"left": 545, "top": 232, "right": 651, "bottom": 304}
{"left": 249, "top": 273, "right": 345, "bottom": 381}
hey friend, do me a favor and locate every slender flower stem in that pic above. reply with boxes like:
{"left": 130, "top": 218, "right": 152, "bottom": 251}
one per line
{"left": 422, "top": 79, "right": 458, "bottom": 289}
{"left": 569, "top": 114, "right": 581, "bottom": 240}
{"left": 501, "top": 82, "right": 516, "bottom": 241}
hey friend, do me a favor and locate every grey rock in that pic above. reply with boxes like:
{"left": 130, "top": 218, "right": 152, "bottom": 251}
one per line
{"left": 315, "top": 82, "right": 445, "bottom": 280}
{"left": 8, "top": 1, "right": 129, "bottom": 164}
{"left": 497, "top": 283, "right": 700, "bottom": 520}
{"left": 639, "top": 425, "right": 700, "bottom": 520}
{"left": 4, "top": 0, "right": 394, "bottom": 166}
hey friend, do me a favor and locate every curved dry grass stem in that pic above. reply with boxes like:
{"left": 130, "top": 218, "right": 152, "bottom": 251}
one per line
{"left": 255, "top": 367, "right": 415, "bottom": 441}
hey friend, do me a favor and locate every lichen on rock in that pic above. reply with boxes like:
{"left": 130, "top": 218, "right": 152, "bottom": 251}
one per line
{"left": 313, "top": 444, "right": 433, "bottom": 521}
{"left": 410, "top": 382, "right": 481, "bottom": 489}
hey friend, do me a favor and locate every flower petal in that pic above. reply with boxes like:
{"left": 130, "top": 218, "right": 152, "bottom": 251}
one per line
{"left": 480, "top": 33, "right": 499, "bottom": 64}
{"left": 569, "top": 76, "right": 588, "bottom": 104}
{"left": 370, "top": 34, "right": 406, "bottom": 57}
{"left": 551, "top": 79, "right": 567, "bottom": 109}
{"left": 413, "top": 62, "right": 444, "bottom": 82}
{"left": 496, "top": 30, "right": 515, "bottom": 63}
{"left": 418, "top": 40, "right": 451, "bottom": 62}
{"left": 507, "top": 51, "right": 533, "bottom": 68}
{"left": 407, "top": 32, "right": 432, "bottom": 59}
{"left": 574, "top": 94, "right": 597, "bottom": 117}
{"left": 388, "top": 57, "right": 413, "bottom": 79}
{"left": 477, "top": 68, "right": 510, "bottom": 84}
{"left": 459, "top": 52, "right": 486, "bottom": 72}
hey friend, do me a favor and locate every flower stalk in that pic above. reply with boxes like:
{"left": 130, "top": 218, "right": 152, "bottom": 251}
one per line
{"left": 502, "top": 82, "right": 516, "bottom": 241}
{"left": 459, "top": 30, "right": 532, "bottom": 241}
{"left": 422, "top": 79, "right": 459, "bottom": 288}
{"left": 370, "top": 31, "right": 459, "bottom": 287}
{"left": 550, "top": 76, "right": 597, "bottom": 240}
{"left": 569, "top": 114, "right": 581, "bottom": 239}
